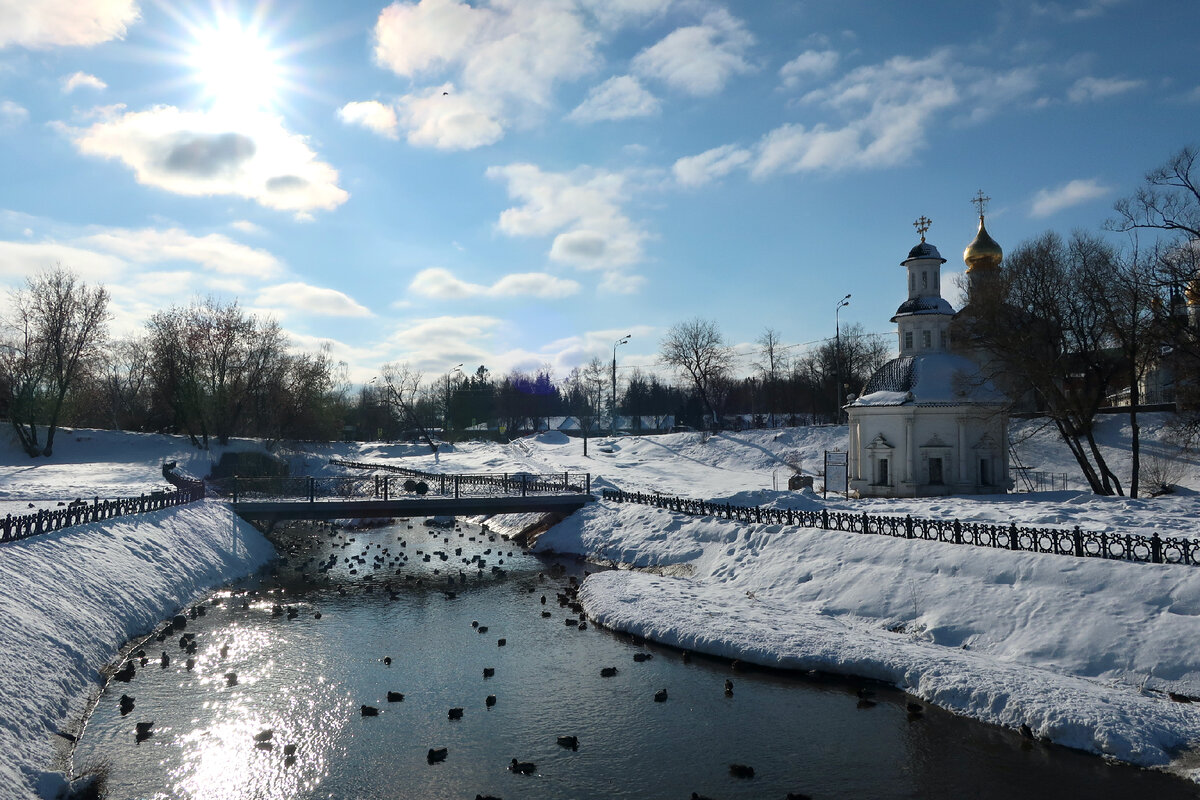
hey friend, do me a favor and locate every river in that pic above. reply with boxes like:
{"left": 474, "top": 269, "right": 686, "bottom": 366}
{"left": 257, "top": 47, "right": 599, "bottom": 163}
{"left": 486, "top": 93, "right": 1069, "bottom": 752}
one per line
{"left": 71, "top": 518, "right": 1200, "bottom": 799}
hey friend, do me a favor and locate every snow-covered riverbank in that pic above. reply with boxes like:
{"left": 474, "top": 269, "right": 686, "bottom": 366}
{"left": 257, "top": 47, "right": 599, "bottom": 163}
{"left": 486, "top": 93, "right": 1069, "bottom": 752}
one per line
{"left": 0, "top": 498, "right": 274, "bottom": 799}
{"left": 3, "top": 414, "right": 1200, "bottom": 795}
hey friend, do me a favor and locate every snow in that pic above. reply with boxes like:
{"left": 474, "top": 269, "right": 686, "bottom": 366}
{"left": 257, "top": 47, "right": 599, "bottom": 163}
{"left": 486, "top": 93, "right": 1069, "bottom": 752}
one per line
{"left": 2, "top": 413, "right": 1200, "bottom": 795}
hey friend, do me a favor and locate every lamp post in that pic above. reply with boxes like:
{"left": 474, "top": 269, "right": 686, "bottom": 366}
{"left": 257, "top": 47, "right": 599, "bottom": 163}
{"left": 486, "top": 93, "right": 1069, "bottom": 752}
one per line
{"left": 834, "top": 294, "right": 851, "bottom": 425}
{"left": 444, "top": 364, "right": 462, "bottom": 439}
{"left": 612, "top": 334, "right": 630, "bottom": 436}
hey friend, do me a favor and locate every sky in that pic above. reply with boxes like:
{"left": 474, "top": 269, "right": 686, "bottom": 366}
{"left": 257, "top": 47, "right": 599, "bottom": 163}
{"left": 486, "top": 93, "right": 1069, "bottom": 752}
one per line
{"left": 1, "top": 0, "right": 1197, "bottom": 386}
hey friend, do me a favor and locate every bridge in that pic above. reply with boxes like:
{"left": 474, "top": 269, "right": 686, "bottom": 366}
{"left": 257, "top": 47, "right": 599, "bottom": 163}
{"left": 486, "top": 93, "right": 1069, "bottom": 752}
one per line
{"left": 218, "top": 463, "right": 593, "bottom": 524}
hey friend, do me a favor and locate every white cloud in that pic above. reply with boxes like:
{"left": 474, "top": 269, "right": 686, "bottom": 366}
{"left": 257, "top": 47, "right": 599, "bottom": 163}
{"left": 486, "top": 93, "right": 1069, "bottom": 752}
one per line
{"left": 229, "top": 220, "right": 264, "bottom": 235}
{"left": 752, "top": 50, "right": 960, "bottom": 177}
{"left": 66, "top": 105, "right": 348, "bottom": 215}
{"left": 410, "top": 267, "right": 580, "bottom": 299}
{"left": 578, "top": 0, "right": 673, "bottom": 28}
{"left": 395, "top": 84, "right": 504, "bottom": 150}
{"left": 0, "top": 0, "right": 139, "bottom": 49}
{"left": 0, "top": 100, "right": 28, "bottom": 128}
{"left": 61, "top": 71, "right": 107, "bottom": 93}
{"left": 78, "top": 227, "right": 283, "bottom": 277}
{"left": 373, "top": 0, "right": 599, "bottom": 148}
{"left": 487, "top": 163, "right": 647, "bottom": 271}
{"left": 779, "top": 49, "right": 839, "bottom": 88}
{"left": 1030, "top": 178, "right": 1109, "bottom": 217}
{"left": 632, "top": 8, "right": 755, "bottom": 96}
{"left": 673, "top": 144, "right": 751, "bottom": 187}
{"left": 255, "top": 282, "right": 372, "bottom": 317}
{"left": 1067, "top": 76, "right": 1144, "bottom": 103}
{"left": 384, "top": 314, "right": 505, "bottom": 371}
{"left": 569, "top": 75, "right": 660, "bottom": 123}
{"left": 599, "top": 271, "right": 645, "bottom": 295}
{"left": 337, "top": 100, "right": 398, "bottom": 139}
{"left": 0, "top": 240, "right": 125, "bottom": 282}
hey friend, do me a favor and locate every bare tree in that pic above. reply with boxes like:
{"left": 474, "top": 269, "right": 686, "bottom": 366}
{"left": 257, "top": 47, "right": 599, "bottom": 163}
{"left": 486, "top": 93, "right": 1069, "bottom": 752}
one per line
{"left": 971, "top": 231, "right": 1127, "bottom": 495}
{"left": 659, "top": 317, "right": 734, "bottom": 429}
{"left": 1, "top": 267, "right": 109, "bottom": 456}
{"left": 381, "top": 362, "right": 439, "bottom": 453}
{"left": 752, "top": 327, "right": 785, "bottom": 426}
{"left": 1110, "top": 145, "right": 1200, "bottom": 240}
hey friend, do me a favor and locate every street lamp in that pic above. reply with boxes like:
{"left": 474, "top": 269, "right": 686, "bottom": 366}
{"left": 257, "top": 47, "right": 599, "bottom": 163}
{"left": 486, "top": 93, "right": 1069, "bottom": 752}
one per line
{"left": 444, "top": 364, "right": 462, "bottom": 438}
{"left": 835, "top": 294, "right": 851, "bottom": 425}
{"left": 612, "top": 334, "right": 630, "bottom": 436}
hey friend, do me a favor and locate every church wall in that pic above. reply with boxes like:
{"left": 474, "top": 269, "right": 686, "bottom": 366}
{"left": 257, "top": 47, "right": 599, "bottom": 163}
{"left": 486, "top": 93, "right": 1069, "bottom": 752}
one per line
{"left": 848, "top": 405, "right": 1009, "bottom": 498}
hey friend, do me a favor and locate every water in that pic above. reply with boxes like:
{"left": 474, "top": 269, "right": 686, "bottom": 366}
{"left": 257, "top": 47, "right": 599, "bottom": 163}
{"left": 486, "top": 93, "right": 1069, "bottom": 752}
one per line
{"left": 73, "top": 520, "right": 1199, "bottom": 799}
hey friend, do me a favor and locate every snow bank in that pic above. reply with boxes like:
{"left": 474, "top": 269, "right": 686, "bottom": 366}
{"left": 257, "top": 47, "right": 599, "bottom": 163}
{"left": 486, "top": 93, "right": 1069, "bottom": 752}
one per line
{"left": 537, "top": 501, "right": 1200, "bottom": 775}
{"left": 0, "top": 501, "right": 275, "bottom": 799}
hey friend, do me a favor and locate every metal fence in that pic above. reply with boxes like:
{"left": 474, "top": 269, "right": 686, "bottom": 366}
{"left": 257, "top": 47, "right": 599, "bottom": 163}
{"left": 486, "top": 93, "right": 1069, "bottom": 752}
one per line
{"left": 2, "top": 482, "right": 206, "bottom": 543}
{"left": 600, "top": 488, "right": 1200, "bottom": 566}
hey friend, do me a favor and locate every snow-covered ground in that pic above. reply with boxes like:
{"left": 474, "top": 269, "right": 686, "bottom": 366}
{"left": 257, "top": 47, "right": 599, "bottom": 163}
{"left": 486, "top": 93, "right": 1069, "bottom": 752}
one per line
{"left": 2, "top": 413, "right": 1200, "bottom": 796}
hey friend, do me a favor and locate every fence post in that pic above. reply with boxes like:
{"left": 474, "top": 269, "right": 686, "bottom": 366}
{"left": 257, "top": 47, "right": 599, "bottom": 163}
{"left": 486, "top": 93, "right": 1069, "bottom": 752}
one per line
{"left": 521, "top": 474, "right": 527, "bottom": 497}
{"left": 308, "top": 476, "right": 315, "bottom": 503}
{"left": 1073, "top": 526, "right": 1083, "bottom": 558}
{"left": 821, "top": 509, "right": 829, "bottom": 530}
{"left": 384, "top": 476, "right": 390, "bottom": 501}
{"left": 953, "top": 519, "right": 962, "bottom": 545}
{"left": 586, "top": 473, "right": 591, "bottom": 494}
{"left": 862, "top": 511, "right": 870, "bottom": 534}
{"left": 1009, "top": 522, "right": 1019, "bottom": 551}
{"left": 786, "top": 508, "right": 793, "bottom": 526}
{"left": 905, "top": 515, "right": 914, "bottom": 539}
{"left": 1152, "top": 533, "right": 1162, "bottom": 564}
{"left": 233, "top": 477, "right": 239, "bottom": 504}
{"left": 455, "top": 475, "right": 460, "bottom": 500}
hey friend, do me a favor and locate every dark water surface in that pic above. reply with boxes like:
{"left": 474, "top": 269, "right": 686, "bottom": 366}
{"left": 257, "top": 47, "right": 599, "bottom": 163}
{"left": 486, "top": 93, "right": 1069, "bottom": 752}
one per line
{"left": 73, "top": 520, "right": 1199, "bottom": 800}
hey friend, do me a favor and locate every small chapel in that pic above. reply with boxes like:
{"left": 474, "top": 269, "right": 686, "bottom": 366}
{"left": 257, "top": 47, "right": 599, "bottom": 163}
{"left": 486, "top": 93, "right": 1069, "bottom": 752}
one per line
{"left": 846, "top": 204, "right": 1010, "bottom": 498}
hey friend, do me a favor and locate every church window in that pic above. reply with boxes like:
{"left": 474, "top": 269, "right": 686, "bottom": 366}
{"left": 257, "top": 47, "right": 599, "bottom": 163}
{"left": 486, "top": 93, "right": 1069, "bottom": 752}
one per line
{"left": 904, "top": 331, "right": 913, "bottom": 350}
{"left": 910, "top": 273, "right": 914, "bottom": 291}
{"left": 922, "top": 330, "right": 931, "bottom": 349}
{"left": 921, "top": 271, "right": 928, "bottom": 289}
{"left": 939, "top": 330, "right": 947, "bottom": 349}
{"left": 877, "top": 458, "right": 890, "bottom": 486}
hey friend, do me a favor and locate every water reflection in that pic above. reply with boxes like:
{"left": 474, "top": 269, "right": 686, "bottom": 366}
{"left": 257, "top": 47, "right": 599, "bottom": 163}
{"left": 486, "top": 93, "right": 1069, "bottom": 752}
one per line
{"left": 73, "top": 520, "right": 1200, "bottom": 800}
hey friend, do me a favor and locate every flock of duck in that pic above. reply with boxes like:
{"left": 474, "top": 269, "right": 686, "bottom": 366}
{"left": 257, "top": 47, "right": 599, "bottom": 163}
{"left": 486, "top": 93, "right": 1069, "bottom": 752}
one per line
{"left": 100, "top": 516, "right": 838, "bottom": 799}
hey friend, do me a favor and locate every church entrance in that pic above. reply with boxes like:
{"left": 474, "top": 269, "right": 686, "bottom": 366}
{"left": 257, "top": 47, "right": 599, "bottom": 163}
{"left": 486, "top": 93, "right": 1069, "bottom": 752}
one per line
{"left": 929, "top": 457, "right": 944, "bottom": 485}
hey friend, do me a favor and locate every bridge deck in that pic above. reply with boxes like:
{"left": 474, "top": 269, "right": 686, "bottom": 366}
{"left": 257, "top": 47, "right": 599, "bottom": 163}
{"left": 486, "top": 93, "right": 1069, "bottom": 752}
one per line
{"left": 233, "top": 493, "right": 592, "bottom": 522}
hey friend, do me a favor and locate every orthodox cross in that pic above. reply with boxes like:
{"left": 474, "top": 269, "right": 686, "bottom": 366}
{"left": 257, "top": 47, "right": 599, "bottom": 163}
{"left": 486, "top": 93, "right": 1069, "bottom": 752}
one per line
{"left": 972, "top": 190, "right": 991, "bottom": 217}
{"left": 913, "top": 215, "right": 932, "bottom": 242}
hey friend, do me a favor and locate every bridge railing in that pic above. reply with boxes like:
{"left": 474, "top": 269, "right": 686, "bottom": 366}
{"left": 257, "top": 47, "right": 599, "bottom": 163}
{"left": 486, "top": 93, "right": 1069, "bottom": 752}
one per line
{"left": 219, "top": 463, "right": 591, "bottom": 503}
{"left": 328, "top": 459, "right": 591, "bottom": 498}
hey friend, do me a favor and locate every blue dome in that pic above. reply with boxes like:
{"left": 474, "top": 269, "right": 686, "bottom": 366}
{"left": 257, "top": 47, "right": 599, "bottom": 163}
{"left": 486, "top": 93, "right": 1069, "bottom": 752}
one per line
{"left": 903, "top": 241, "right": 946, "bottom": 264}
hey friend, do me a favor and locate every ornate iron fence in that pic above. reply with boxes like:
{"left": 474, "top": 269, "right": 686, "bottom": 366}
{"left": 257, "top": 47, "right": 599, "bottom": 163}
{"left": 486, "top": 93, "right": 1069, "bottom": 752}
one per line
{"left": 600, "top": 488, "right": 1198, "bottom": 566}
{"left": 326, "top": 459, "right": 591, "bottom": 499}
{"left": 2, "top": 476, "right": 205, "bottom": 544}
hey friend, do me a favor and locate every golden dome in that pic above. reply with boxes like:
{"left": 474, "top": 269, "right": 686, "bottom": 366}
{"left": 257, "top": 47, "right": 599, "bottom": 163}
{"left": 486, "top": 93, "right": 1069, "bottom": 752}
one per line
{"left": 964, "top": 215, "right": 1003, "bottom": 273}
{"left": 1187, "top": 277, "right": 1200, "bottom": 307}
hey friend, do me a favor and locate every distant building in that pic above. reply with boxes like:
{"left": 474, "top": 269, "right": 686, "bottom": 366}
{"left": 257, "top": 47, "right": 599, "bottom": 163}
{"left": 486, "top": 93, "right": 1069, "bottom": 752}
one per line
{"left": 846, "top": 215, "right": 1010, "bottom": 498}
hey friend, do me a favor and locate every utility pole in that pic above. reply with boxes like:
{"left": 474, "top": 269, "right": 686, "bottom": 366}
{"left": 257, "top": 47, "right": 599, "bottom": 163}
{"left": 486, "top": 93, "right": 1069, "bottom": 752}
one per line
{"left": 834, "top": 294, "right": 850, "bottom": 425}
{"left": 612, "top": 334, "right": 630, "bottom": 436}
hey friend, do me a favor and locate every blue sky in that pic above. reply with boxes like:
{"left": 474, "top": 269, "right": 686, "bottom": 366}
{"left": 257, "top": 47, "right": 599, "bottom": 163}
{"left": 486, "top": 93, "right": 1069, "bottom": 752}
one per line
{"left": 1, "top": 0, "right": 1197, "bottom": 385}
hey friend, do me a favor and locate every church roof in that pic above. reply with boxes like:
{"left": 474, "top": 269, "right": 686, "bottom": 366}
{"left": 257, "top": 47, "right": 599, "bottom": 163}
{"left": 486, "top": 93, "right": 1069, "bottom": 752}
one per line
{"left": 892, "top": 296, "right": 956, "bottom": 320}
{"left": 850, "top": 353, "right": 1006, "bottom": 408}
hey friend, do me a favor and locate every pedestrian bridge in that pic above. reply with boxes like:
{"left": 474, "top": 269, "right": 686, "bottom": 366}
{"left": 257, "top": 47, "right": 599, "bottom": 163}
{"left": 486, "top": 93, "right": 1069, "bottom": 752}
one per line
{"left": 219, "top": 461, "right": 593, "bottom": 524}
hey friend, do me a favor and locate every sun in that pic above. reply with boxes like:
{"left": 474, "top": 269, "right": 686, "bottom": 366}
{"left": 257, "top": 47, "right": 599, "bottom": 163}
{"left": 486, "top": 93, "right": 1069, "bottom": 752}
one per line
{"left": 188, "top": 16, "right": 282, "bottom": 115}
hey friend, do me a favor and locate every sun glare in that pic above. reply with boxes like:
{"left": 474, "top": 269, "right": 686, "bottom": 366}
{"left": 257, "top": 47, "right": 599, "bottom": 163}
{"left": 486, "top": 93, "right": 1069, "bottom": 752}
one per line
{"left": 189, "top": 17, "right": 282, "bottom": 114}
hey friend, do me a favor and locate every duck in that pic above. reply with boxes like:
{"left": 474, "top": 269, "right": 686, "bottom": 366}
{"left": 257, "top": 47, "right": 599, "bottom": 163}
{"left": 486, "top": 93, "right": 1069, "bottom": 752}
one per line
{"left": 556, "top": 735, "right": 578, "bottom": 750}
{"left": 509, "top": 758, "right": 536, "bottom": 775}
{"left": 387, "top": 691, "right": 404, "bottom": 702}
{"left": 600, "top": 667, "right": 618, "bottom": 678}
{"left": 483, "top": 667, "right": 495, "bottom": 678}
{"left": 486, "top": 695, "right": 496, "bottom": 708}
{"left": 361, "top": 705, "right": 379, "bottom": 716}
{"left": 729, "top": 763, "right": 754, "bottom": 779}
{"left": 427, "top": 747, "right": 448, "bottom": 764}
{"left": 448, "top": 707, "right": 464, "bottom": 720}
{"left": 653, "top": 689, "right": 668, "bottom": 702}
{"left": 724, "top": 679, "right": 734, "bottom": 696}
{"left": 119, "top": 694, "right": 134, "bottom": 715}
{"left": 253, "top": 729, "right": 273, "bottom": 742}
{"left": 135, "top": 721, "right": 154, "bottom": 742}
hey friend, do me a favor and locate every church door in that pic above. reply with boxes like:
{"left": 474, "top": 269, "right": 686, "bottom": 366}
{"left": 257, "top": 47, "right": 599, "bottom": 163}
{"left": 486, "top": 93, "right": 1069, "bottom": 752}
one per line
{"left": 929, "top": 457, "right": 943, "bottom": 485}
{"left": 878, "top": 458, "right": 889, "bottom": 486}
{"left": 979, "top": 458, "right": 991, "bottom": 486}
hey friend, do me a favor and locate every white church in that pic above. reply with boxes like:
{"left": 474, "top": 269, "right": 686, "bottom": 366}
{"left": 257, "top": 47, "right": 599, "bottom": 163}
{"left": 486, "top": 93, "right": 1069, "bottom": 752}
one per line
{"left": 846, "top": 212, "right": 1010, "bottom": 498}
